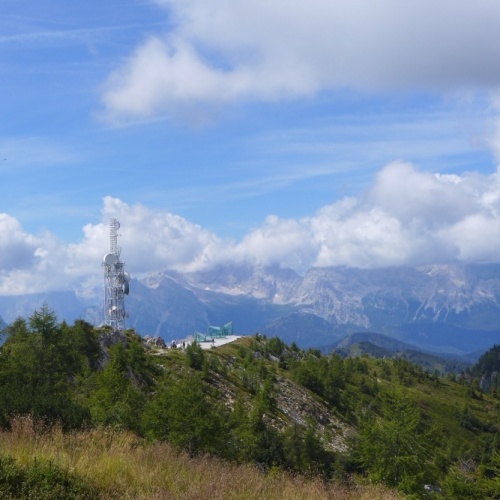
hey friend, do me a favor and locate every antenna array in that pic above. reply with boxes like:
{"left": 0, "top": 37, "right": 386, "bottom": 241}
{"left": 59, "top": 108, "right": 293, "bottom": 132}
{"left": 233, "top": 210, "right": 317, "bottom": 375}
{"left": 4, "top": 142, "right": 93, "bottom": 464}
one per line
{"left": 103, "top": 218, "right": 130, "bottom": 331}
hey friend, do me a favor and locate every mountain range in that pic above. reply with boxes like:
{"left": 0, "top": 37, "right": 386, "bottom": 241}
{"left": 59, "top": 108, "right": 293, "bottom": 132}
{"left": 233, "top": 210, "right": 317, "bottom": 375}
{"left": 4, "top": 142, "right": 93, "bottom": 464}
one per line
{"left": 2, "top": 262, "right": 500, "bottom": 356}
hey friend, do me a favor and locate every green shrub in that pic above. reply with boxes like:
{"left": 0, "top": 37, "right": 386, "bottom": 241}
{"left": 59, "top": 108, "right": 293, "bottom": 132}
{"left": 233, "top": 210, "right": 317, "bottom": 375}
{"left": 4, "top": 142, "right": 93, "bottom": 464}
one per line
{"left": 185, "top": 341, "right": 205, "bottom": 370}
{"left": 0, "top": 456, "right": 96, "bottom": 499}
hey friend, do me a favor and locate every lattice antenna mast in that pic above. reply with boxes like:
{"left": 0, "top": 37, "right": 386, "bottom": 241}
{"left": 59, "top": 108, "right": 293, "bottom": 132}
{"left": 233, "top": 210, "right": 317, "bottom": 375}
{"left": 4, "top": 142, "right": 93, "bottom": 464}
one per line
{"left": 109, "top": 218, "right": 120, "bottom": 256}
{"left": 103, "top": 218, "right": 130, "bottom": 331}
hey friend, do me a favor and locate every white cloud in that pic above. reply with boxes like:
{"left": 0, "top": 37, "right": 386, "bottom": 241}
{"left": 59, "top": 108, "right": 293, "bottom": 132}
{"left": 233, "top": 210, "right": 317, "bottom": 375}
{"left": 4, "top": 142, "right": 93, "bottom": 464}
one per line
{"left": 233, "top": 215, "right": 316, "bottom": 272}
{"left": 440, "top": 214, "right": 500, "bottom": 262}
{"left": 72, "top": 197, "right": 228, "bottom": 276}
{"left": 311, "top": 201, "right": 414, "bottom": 269}
{"left": 102, "top": 0, "right": 500, "bottom": 120}
{"left": 308, "top": 162, "right": 500, "bottom": 268}
{"left": 89, "top": 165, "right": 500, "bottom": 273}
{"left": 366, "top": 162, "right": 478, "bottom": 227}
{"left": 0, "top": 214, "right": 39, "bottom": 271}
{"left": 4, "top": 162, "right": 500, "bottom": 295}
{"left": 208, "top": 162, "right": 500, "bottom": 270}
{"left": 0, "top": 198, "right": 228, "bottom": 296}
{"left": 0, "top": 216, "right": 69, "bottom": 295}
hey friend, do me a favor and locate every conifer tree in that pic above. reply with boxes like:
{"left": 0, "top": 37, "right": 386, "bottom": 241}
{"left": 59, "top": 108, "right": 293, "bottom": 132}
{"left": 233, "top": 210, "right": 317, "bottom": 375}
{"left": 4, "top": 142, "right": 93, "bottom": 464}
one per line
{"left": 356, "top": 389, "right": 438, "bottom": 495}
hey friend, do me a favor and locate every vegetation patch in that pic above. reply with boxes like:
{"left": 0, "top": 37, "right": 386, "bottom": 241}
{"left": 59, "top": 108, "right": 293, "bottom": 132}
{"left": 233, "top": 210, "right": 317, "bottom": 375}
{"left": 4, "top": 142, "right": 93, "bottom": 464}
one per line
{"left": 1, "top": 305, "right": 500, "bottom": 497}
{"left": 0, "top": 455, "right": 95, "bottom": 500}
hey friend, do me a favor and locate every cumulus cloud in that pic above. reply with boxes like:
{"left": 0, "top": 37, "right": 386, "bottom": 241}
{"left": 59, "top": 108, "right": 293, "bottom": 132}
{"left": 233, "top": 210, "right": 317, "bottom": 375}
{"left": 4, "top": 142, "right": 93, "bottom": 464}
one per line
{"left": 0, "top": 214, "right": 38, "bottom": 271}
{"left": 366, "top": 163, "right": 477, "bottom": 227}
{"left": 0, "top": 215, "right": 69, "bottom": 295}
{"left": 102, "top": 0, "right": 500, "bottom": 120}
{"left": 308, "top": 162, "right": 500, "bottom": 268}
{"left": 0, "top": 198, "right": 227, "bottom": 296}
{"left": 71, "top": 197, "right": 228, "bottom": 276}
{"left": 82, "top": 164, "right": 500, "bottom": 274}
{"left": 3, "top": 162, "right": 500, "bottom": 295}
{"left": 312, "top": 201, "right": 414, "bottom": 269}
{"left": 232, "top": 215, "right": 317, "bottom": 271}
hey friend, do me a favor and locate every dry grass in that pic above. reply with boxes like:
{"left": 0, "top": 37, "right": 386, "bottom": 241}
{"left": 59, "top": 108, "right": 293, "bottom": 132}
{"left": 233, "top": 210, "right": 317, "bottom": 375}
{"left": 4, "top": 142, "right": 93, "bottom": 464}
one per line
{"left": 0, "top": 416, "right": 402, "bottom": 499}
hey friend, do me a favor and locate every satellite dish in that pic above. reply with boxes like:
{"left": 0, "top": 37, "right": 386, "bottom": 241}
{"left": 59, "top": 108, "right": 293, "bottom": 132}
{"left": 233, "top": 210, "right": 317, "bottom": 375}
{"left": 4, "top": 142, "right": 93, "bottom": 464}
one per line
{"left": 124, "top": 282, "right": 129, "bottom": 295}
{"left": 103, "top": 253, "right": 118, "bottom": 266}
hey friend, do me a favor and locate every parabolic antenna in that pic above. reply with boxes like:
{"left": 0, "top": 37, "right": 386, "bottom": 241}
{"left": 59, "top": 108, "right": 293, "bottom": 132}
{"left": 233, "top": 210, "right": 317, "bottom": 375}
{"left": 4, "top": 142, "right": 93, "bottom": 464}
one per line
{"left": 118, "top": 271, "right": 130, "bottom": 284}
{"left": 103, "top": 253, "right": 118, "bottom": 266}
{"left": 124, "top": 282, "right": 129, "bottom": 295}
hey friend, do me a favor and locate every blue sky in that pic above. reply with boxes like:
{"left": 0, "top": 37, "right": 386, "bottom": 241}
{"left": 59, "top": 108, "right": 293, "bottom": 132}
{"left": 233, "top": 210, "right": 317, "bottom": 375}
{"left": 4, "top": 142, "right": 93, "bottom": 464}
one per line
{"left": 3, "top": 0, "right": 500, "bottom": 295}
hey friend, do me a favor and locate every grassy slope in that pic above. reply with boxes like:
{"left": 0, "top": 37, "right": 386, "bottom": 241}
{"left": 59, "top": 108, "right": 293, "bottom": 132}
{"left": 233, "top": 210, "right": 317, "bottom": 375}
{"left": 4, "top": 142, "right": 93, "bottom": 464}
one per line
{"left": 2, "top": 334, "right": 499, "bottom": 498}
{"left": 0, "top": 416, "right": 401, "bottom": 500}
{"left": 153, "top": 336, "right": 500, "bottom": 461}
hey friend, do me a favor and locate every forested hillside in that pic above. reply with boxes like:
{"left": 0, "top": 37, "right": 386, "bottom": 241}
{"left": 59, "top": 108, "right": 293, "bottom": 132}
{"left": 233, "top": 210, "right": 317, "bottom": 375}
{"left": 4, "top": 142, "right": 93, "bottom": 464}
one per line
{"left": 0, "top": 306, "right": 499, "bottom": 498}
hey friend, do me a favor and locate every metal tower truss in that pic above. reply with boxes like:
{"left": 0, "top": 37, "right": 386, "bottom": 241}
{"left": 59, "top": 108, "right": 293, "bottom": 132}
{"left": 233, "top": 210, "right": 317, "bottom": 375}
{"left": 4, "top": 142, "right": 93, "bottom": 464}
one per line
{"left": 103, "top": 218, "right": 130, "bottom": 331}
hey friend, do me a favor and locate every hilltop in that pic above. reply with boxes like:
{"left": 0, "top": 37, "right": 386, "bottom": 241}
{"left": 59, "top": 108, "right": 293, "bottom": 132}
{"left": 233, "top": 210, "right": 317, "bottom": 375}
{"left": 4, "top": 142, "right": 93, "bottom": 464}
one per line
{"left": 0, "top": 306, "right": 499, "bottom": 497}
{"left": 329, "top": 331, "right": 474, "bottom": 374}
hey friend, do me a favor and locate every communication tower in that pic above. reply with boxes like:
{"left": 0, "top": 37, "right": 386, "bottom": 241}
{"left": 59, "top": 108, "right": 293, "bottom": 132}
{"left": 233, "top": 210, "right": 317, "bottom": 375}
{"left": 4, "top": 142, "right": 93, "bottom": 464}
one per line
{"left": 103, "top": 218, "right": 130, "bottom": 331}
